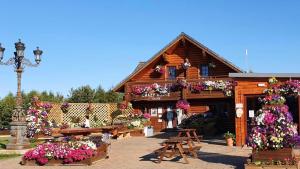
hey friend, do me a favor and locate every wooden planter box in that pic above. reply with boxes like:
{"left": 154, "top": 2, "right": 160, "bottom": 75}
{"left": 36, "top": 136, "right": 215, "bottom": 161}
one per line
{"left": 130, "top": 129, "right": 144, "bottom": 137}
{"left": 245, "top": 164, "right": 297, "bottom": 169}
{"left": 252, "top": 148, "right": 292, "bottom": 162}
{"left": 21, "top": 143, "right": 108, "bottom": 166}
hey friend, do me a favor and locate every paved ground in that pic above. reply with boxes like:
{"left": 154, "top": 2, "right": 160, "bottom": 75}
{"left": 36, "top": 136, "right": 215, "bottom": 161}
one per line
{"left": 0, "top": 133, "right": 251, "bottom": 169}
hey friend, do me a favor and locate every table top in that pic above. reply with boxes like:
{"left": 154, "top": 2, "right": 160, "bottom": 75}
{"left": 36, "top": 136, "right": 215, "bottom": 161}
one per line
{"left": 164, "top": 137, "right": 191, "bottom": 143}
{"left": 60, "top": 128, "right": 102, "bottom": 134}
{"left": 178, "top": 128, "right": 196, "bottom": 132}
{"left": 100, "top": 125, "right": 122, "bottom": 130}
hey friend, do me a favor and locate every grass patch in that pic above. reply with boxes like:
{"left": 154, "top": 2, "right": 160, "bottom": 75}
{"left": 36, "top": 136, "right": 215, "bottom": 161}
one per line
{"left": 0, "top": 154, "right": 21, "bottom": 160}
{"left": 0, "top": 138, "right": 9, "bottom": 149}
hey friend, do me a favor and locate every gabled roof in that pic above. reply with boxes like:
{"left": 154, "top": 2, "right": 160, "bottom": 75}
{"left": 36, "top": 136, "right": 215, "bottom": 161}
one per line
{"left": 114, "top": 32, "right": 243, "bottom": 92}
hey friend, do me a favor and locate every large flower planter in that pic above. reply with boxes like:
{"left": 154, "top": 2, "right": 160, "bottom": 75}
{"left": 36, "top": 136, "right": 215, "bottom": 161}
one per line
{"left": 252, "top": 148, "right": 293, "bottom": 162}
{"left": 244, "top": 164, "right": 297, "bottom": 169}
{"left": 21, "top": 143, "right": 108, "bottom": 166}
{"left": 130, "top": 129, "right": 144, "bottom": 137}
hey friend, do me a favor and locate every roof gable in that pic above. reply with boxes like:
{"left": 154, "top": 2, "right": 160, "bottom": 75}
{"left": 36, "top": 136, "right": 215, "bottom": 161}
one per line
{"left": 114, "top": 32, "right": 243, "bottom": 92}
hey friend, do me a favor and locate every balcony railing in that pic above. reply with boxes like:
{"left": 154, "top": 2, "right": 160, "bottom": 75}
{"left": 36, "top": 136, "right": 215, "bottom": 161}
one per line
{"left": 126, "top": 76, "right": 234, "bottom": 101}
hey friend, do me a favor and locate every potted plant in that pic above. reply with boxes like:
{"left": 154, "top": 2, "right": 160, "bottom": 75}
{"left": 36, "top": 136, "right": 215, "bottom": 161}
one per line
{"left": 224, "top": 131, "right": 235, "bottom": 146}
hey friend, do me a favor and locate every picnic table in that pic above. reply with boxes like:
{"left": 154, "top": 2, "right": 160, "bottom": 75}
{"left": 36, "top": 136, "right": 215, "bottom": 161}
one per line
{"left": 177, "top": 128, "right": 202, "bottom": 144}
{"left": 156, "top": 137, "right": 198, "bottom": 164}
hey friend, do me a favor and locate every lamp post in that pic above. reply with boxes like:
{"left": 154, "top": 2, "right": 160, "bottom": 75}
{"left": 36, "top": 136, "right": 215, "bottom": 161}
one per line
{"left": 0, "top": 39, "right": 43, "bottom": 150}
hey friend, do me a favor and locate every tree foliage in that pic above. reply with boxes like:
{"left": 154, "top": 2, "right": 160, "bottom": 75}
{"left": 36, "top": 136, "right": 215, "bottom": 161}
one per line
{"left": 0, "top": 85, "right": 122, "bottom": 128}
{"left": 67, "top": 85, "right": 122, "bottom": 103}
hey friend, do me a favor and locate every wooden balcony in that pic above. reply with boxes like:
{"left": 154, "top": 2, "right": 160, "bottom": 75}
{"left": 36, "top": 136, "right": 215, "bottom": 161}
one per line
{"left": 125, "top": 77, "right": 234, "bottom": 101}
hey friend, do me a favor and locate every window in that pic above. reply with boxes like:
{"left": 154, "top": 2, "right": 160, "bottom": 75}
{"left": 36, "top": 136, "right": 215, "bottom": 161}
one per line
{"left": 167, "top": 66, "right": 176, "bottom": 80}
{"left": 200, "top": 65, "right": 209, "bottom": 77}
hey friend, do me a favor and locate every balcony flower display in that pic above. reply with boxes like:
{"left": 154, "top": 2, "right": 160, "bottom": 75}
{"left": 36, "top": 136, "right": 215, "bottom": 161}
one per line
{"left": 60, "top": 102, "right": 70, "bottom": 113}
{"left": 175, "top": 79, "right": 188, "bottom": 89}
{"left": 26, "top": 97, "right": 53, "bottom": 138}
{"left": 176, "top": 100, "right": 190, "bottom": 111}
{"left": 131, "top": 83, "right": 170, "bottom": 97}
{"left": 190, "top": 80, "right": 235, "bottom": 96}
{"left": 182, "top": 58, "right": 191, "bottom": 70}
{"left": 154, "top": 65, "right": 164, "bottom": 74}
{"left": 247, "top": 77, "right": 300, "bottom": 150}
{"left": 23, "top": 140, "right": 97, "bottom": 165}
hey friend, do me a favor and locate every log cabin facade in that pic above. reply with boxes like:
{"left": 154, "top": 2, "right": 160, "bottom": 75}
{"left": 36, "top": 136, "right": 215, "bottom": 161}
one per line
{"left": 114, "top": 32, "right": 300, "bottom": 146}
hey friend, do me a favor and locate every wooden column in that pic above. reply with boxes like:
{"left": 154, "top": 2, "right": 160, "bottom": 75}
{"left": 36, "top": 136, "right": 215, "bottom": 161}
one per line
{"left": 298, "top": 95, "right": 300, "bottom": 133}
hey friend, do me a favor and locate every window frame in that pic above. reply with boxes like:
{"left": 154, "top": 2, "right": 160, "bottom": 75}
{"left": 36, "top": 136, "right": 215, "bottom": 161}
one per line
{"left": 200, "top": 64, "right": 209, "bottom": 77}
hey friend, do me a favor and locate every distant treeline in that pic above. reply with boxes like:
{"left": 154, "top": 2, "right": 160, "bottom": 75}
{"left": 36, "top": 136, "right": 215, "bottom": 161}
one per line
{"left": 0, "top": 85, "right": 122, "bottom": 128}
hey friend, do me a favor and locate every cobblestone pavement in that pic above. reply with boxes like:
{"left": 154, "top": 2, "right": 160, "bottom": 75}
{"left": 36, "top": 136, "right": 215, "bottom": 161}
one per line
{"left": 0, "top": 134, "right": 251, "bottom": 169}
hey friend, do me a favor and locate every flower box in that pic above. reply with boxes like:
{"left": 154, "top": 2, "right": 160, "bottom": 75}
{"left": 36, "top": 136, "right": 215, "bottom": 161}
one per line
{"left": 252, "top": 148, "right": 293, "bottom": 162}
{"left": 21, "top": 143, "right": 108, "bottom": 166}
{"left": 244, "top": 164, "right": 297, "bottom": 169}
{"left": 130, "top": 129, "right": 144, "bottom": 137}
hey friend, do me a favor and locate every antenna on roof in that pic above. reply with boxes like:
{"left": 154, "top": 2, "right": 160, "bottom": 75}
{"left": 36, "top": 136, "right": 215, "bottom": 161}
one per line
{"left": 245, "top": 49, "right": 249, "bottom": 73}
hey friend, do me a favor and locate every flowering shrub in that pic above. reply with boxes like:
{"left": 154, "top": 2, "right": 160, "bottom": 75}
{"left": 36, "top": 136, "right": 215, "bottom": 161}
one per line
{"left": 26, "top": 97, "right": 53, "bottom": 138}
{"left": 191, "top": 80, "right": 235, "bottom": 96}
{"left": 60, "top": 102, "right": 70, "bottom": 113}
{"left": 23, "top": 140, "right": 97, "bottom": 165}
{"left": 127, "top": 113, "right": 150, "bottom": 129}
{"left": 247, "top": 77, "right": 300, "bottom": 150}
{"left": 176, "top": 100, "right": 190, "bottom": 111}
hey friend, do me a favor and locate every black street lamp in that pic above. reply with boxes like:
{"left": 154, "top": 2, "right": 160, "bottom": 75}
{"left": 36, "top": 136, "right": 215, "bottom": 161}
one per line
{"left": 0, "top": 39, "right": 43, "bottom": 150}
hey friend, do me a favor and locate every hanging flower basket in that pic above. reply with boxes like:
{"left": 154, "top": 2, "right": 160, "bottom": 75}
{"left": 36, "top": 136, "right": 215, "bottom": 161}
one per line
{"left": 60, "top": 102, "right": 70, "bottom": 113}
{"left": 118, "top": 102, "right": 127, "bottom": 111}
{"left": 176, "top": 100, "right": 190, "bottom": 111}
{"left": 181, "top": 58, "right": 191, "bottom": 70}
{"left": 42, "top": 102, "right": 53, "bottom": 112}
{"left": 154, "top": 65, "right": 164, "bottom": 74}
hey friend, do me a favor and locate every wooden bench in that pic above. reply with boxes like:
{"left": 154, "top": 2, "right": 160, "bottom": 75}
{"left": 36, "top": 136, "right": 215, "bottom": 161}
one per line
{"left": 116, "top": 129, "right": 134, "bottom": 140}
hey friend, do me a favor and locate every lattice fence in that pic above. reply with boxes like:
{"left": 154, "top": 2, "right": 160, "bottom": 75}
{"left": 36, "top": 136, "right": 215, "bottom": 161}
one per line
{"left": 48, "top": 103, "right": 133, "bottom": 125}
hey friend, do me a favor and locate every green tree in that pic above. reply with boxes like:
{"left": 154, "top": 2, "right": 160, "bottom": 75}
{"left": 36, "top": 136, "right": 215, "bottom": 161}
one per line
{"left": 67, "top": 85, "right": 95, "bottom": 103}
{"left": 0, "top": 93, "right": 15, "bottom": 128}
{"left": 105, "top": 89, "right": 122, "bottom": 103}
{"left": 93, "top": 86, "right": 107, "bottom": 103}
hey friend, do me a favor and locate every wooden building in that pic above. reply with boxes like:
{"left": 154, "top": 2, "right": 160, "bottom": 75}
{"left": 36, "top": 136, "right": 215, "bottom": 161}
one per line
{"left": 113, "top": 32, "right": 300, "bottom": 146}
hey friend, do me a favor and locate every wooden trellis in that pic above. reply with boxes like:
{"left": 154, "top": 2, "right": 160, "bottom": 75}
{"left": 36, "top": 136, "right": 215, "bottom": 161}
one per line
{"left": 48, "top": 103, "right": 133, "bottom": 125}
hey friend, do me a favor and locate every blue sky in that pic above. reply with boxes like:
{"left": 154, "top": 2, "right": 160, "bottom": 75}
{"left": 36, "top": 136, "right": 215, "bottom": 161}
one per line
{"left": 0, "top": 0, "right": 299, "bottom": 97}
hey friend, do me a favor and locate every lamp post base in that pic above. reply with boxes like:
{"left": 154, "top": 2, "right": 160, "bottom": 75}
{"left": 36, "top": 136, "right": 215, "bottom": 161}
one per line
{"left": 6, "top": 121, "right": 30, "bottom": 150}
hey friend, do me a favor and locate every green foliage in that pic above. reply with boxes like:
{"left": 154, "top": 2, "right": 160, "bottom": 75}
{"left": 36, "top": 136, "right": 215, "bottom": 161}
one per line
{"left": 105, "top": 89, "right": 122, "bottom": 103}
{"left": 224, "top": 131, "right": 235, "bottom": 139}
{"left": 0, "top": 85, "right": 121, "bottom": 128}
{"left": 68, "top": 85, "right": 122, "bottom": 103}
{"left": 93, "top": 86, "right": 107, "bottom": 103}
{"left": 0, "top": 154, "right": 21, "bottom": 160}
{"left": 0, "top": 91, "right": 63, "bottom": 128}
{"left": 0, "top": 93, "right": 15, "bottom": 128}
{"left": 67, "top": 85, "right": 95, "bottom": 103}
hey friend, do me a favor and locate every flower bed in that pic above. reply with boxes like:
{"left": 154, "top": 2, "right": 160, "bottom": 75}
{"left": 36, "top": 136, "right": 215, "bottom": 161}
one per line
{"left": 21, "top": 141, "right": 108, "bottom": 166}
